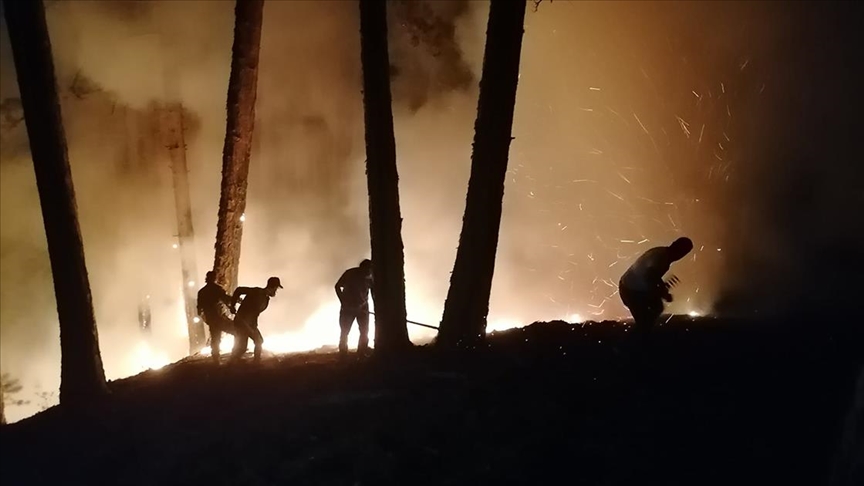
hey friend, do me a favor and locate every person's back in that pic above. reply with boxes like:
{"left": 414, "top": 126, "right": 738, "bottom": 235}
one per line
{"left": 235, "top": 287, "right": 270, "bottom": 318}
{"left": 620, "top": 246, "right": 675, "bottom": 293}
{"left": 337, "top": 267, "right": 372, "bottom": 309}
{"left": 198, "top": 282, "right": 231, "bottom": 321}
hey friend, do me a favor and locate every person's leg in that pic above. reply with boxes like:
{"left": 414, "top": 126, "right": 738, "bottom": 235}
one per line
{"left": 628, "top": 295, "right": 663, "bottom": 363}
{"left": 620, "top": 287, "right": 658, "bottom": 361}
{"left": 230, "top": 316, "right": 251, "bottom": 362}
{"left": 211, "top": 328, "right": 222, "bottom": 364}
{"left": 250, "top": 323, "right": 263, "bottom": 362}
{"left": 356, "top": 309, "right": 370, "bottom": 354}
{"left": 635, "top": 298, "right": 663, "bottom": 334}
{"left": 338, "top": 307, "right": 353, "bottom": 358}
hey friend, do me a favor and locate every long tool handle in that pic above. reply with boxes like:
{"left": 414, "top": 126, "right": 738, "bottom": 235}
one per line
{"left": 368, "top": 311, "right": 439, "bottom": 330}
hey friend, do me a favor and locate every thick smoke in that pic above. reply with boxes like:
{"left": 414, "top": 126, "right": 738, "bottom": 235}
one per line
{"left": 1, "top": 1, "right": 860, "bottom": 422}
{"left": 387, "top": 0, "right": 475, "bottom": 112}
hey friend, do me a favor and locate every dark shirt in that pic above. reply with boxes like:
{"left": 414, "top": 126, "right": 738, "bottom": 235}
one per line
{"left": 232, "top": 287, "right": 271, "bottom": 318}
{"left": 620, "top": 246, "right": 674, "bottom": 293}
{"left": 197, "top": 283, "right": 232, "bottom": 321}
{"left": 335, "top": 267, "right": 372, "bottom": 309}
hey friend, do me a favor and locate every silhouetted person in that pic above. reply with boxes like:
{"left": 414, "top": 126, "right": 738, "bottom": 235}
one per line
{"left": 335, "top": 259, "right": 373, "bottom": 358}
{"left": 197, "top": 271, "right": 235, "bottom": 364}
{"left": 619, "top": 237, "right": 693, "bottom": 337}
{"left": 230, "top": 276, "right": 282, "bottom": 363}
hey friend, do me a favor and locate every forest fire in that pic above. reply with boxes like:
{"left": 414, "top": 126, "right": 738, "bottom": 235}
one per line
{"left": 1, "top": 0, "right": 861, "bottom": 483}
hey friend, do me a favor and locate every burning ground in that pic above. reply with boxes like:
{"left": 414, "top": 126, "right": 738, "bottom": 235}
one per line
{"left": 1, "top": 316, "right": 861, "bottom": 485}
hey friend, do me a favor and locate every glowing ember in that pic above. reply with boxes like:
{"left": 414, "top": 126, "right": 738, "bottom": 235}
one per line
{"left": 688, "top": 310, "right": 701, "bottom": 318}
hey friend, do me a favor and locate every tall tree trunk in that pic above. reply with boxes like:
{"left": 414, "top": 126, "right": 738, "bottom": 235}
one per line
{"left": 3, "top": 0, "right": 108, "bottom": 405}
{"left": 359, "top": 0, "right": 410, "bottom": 355}
{"left": 160, "top": 105, "right": 205, "bottom": 353}
{"left": 157, "top": 27, "right": 205, "bottom": 354}
{"left": 213, "top": 0, "right": 265, "bottom": 292}
{"left": 438, "top": 0, "right": 526, "bottom": 348}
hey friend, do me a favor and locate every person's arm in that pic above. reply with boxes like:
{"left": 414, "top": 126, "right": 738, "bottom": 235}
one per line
{"left": 644, "top": 268, "right": 670, "bottom": 301}
{"left": 196, "top": 289, "right": 205, "bottom": 317}
{"left": 219, "top": 290, "right": 234, "bottom": 313}
{"left": 334, "top": 272, "right": 348, "bottom": 303}
{"left": 231, "top": 287, "right": 251, "bottom": 313}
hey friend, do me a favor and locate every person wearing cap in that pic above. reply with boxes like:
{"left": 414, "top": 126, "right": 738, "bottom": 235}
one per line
{"left": 229, "top": 276, "right": 282, "bottom": 363}
{"left": 619, "top": 237, "right": 694, "bottom": 336}
{"left": 334, "top": 259, "right": 373, "bottom": 358}
{"left": 197, "top": 271, "right": 235, "bottom": 364}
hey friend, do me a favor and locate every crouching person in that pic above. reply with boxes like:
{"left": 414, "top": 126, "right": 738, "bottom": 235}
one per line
{"left": 230, "top": 277, "right": 282, "bottom": 363}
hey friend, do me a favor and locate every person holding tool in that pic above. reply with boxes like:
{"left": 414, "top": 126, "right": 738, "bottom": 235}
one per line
{"left": 334, "top": 259, "right": 373, "bottom": 358}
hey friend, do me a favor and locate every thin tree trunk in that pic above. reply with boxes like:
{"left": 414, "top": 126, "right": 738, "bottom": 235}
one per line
{"left": 359, "top": 0, "right": 410, "bottom": 354}
{"left": 213, "top": 0, "right": 265, "bottom": 292}
{"left": 438, "top": 0, "right": 526, "bottom": 348}
{"left": 4, "top": 0, "right": 108, "bottom": 404}
{"left": 160, "top": 105, "right": 205, "bottom": 353}
{"left": 830, "top": 366, "right": 864, "bottom": 486}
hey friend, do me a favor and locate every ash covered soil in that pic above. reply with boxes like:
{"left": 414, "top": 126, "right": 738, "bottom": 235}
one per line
{"left": 1, "top": 317, "right": 860, "bottom": 486}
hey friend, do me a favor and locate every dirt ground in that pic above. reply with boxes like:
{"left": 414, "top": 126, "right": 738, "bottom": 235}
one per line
{"left": 0, "top": 316, "right": 860, "bottom": 486}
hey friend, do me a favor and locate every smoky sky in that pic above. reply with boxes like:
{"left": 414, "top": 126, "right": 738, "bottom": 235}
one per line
{"left": 1, "top": 0, "right": 862, "bottom": 421}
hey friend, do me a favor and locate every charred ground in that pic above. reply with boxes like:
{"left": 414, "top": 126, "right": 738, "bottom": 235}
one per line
{"left": 1, "top": 317, "right": 860, "bottom": 486}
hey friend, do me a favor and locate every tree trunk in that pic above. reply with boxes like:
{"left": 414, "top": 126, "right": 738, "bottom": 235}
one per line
{"left": 359, "top": 0, "right": 410, "bottom": 355}
{"left": 438, "top": 0, "right": 526, "bottom": 348}
{"left": 830, "top": 366, "right": 864, "bottom": 486}
{"left": 3, "top": 0, "right": 108, "bottom": 405}
{"left": 213, "top": 0, "right": 265, "bottom": 292}
{"left": 160, "top": 105, "right": 206, "bottom": 354}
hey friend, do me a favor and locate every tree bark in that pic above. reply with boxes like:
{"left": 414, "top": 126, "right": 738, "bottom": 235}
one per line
{"left": 160, "top": 105, "right": 206, "bottom": 354}
{"left": 213, "top": 0, "right": 265, "bottom": 292}
{"left": 359, "top": 0, "right": 410, "bottom": 355}
{"left": 3, "top": 0, "right": 108, "bottom": 404}
{"left": 438, "top": 0, "right": 526, "bottom": 348}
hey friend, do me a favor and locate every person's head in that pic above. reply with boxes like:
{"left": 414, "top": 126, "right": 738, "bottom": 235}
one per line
{"left": 669, "top": 237, "right": 694, "bottom": 261}
{"left": 205, "top": 271, "right": 215, "bottom": 284}
{"left": 266, "top": 276, "right": 283, "bottom": 297}
{"left": 359, "top": 259, "right": 372, "bottom": 277}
